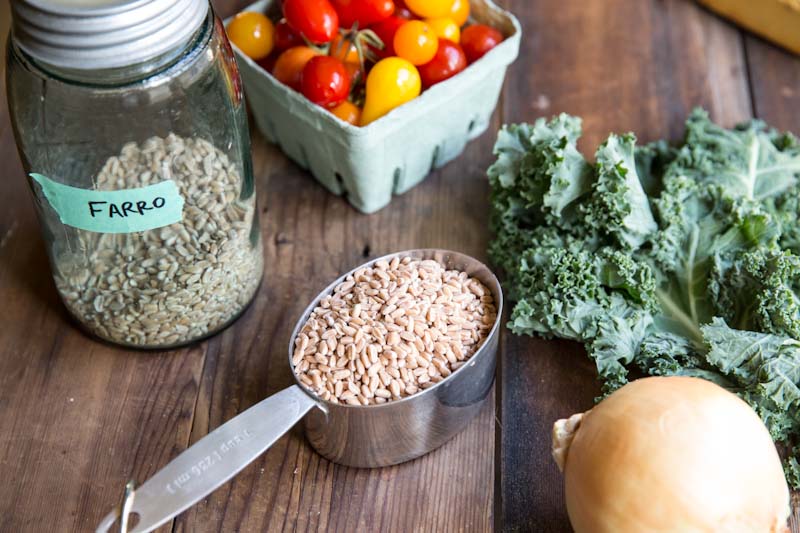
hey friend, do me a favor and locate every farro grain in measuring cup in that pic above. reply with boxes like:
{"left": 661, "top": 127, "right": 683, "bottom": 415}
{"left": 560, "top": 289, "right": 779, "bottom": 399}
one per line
{"left": 292, "top": 256, "right": 497, "bottom": 405}
{"left": 54, "top": 134, "right": 263, "bottom": 348}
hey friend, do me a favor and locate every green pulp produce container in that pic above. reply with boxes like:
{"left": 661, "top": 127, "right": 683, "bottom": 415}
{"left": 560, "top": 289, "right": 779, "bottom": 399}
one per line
{"left": 230, "top": 0, "right": 521, "bottom": 214}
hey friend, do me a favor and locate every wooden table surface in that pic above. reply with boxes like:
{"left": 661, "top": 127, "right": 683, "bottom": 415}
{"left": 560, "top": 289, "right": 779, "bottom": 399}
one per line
{"left": 1, "top": 0, "right": 800, "bottom": 531}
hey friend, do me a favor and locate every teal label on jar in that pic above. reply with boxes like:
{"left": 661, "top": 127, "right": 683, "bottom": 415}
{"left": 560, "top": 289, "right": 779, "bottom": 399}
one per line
{"left": 31, "top": 173, "right": 185, "bottom": 234}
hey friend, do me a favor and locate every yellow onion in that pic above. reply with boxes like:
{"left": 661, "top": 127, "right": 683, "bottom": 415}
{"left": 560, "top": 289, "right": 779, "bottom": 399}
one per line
{"left": 552, "top": 377, "right": 790, "bottom": 533}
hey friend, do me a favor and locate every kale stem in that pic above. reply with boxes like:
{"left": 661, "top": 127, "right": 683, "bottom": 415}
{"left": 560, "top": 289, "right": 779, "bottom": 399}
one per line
{"left": 656, "top": 288, "right": 705, "bottom": 348}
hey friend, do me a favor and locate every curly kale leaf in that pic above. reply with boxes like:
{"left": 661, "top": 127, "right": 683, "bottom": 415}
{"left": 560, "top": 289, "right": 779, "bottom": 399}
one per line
{"left": 636, "top": 331, "right": 706, "bottom": 377}
{"left": 701, "top": 319, "right": 800, "bottom": 444}
{"left": 508, "top": 244, "right": 657, "bottom": 388}
{"left": 582, "top": 134, "right": 658, "bottom": 250}
{"left": 668, "top": 108, "right": 800, "bottom": 201}
{"left": 711, "top": 249, "right": 800, "bottom": 338}
{"left": 489, "top": 109, "right": 800, "bottom": 485}
{"left": 488, "top": 114, "right": 592, "bottom": 231}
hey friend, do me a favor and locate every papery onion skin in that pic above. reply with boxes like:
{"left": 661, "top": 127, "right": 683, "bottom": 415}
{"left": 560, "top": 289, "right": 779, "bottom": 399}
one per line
{"left": 554, "top": 377, "right": 791, "bottom": 533}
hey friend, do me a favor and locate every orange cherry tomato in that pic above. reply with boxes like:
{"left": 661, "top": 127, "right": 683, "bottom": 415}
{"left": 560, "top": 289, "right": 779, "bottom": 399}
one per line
{"left": 330, "top": 33, "right": 360, "bottom": 64}
{"left": 449, "top": 0, "right": 469, "bottom": 26}
{"left": 404, "top": 0, "right": 454, "bottom": 18}
{"left": 272, "top": 46, "right": 319, "bottom": 90}
{"left": 393, "top": 20, "right": 438, "bottom": 66}
{"left": 226, "top": 12, "right": 275, "bottom": 60}
{"left": 425, "top": 17, "right": 460, "bottom": 43}
{"left": 331, "top": 101, "right": 362, "bottom": 125}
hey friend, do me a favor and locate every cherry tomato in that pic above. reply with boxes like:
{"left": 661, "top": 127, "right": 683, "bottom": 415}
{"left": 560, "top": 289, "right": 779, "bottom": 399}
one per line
{"left": 393, "top": 20, "right": 438, "bottom": 66}
{"left": 404, "top": 0, "right": 454, "bottom": 19}
{"left": 461, "top": 24, "right": 503, "bottom": 63}
{"left": 283, "top": 0, "right": 339, "bottom": 44}
{"left": 369, "top": 15, "right": 407, "bottom": 57}
{"left": 425, "top": 17, "right": 460, "bottom": 43}
{"left": 226, "top": 12, "right": 275, "bottom": 60}
{"left": 275, "top": 19, "right": 303, "bottom": 50}
{"left": 331, "top": 0, "right": 395, "bottom": 29}
{"left": 361, "top": 57, "right": 421, "bottom": 125}
{"left": 272, "top": 46, "right": 319, "bottom": 90}
{"left": 419, "top": 39, "right": 466, "bottom": 88}
{"left": 448, "top": 0, "right": 469, "bottom": 26}
{"left": 393, "top": 0, "right": 416, "bottom": 19}
{"left": 257, "top": 51, "right": 280, "bottom": 73}
{"left": 396, "top": 6, "right": 414, "bottom": 18}
{"left": 301, "top": 56, "right": 351, "bottom": 107}
{"left": 331, "top": 101, "right": 362, "bottom": 125}
{"left": 330, "top": 33, "right": 360, "bottom": 64}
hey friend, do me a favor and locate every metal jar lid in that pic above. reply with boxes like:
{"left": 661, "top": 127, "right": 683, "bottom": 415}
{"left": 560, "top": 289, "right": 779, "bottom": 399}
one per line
{"left": 11, "top": 0, "right": 210, "bottom": 71}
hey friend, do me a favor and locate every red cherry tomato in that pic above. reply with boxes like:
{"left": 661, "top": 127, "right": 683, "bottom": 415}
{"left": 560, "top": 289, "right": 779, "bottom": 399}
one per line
{"left": 393, "top": 0, "right": 416, "bottom": 19}
{"left": 331, "top": 0, "right": 395, "bottom": 29}
{"left": 301, "top": 56, "right": 352, "bottom": 107}
{"left": 273, "top": 46, "right": 319, "bottom": 90}
{"left": 283, "top": 0, "right": 339, "bottom": 44}
{"left": 460, "top": 24, "right": 503, "bottom": 63}
{"left": 257, "top": 51, "right": 280, "bottom": 73}
{"left": 369, "top": 15, "right": 407, "bottom": 57}
{"left": 419, "top": 38, "right": 466, "bottom": 88}
{"left": 275, "top": 19, "right": 303, "bottom": 50}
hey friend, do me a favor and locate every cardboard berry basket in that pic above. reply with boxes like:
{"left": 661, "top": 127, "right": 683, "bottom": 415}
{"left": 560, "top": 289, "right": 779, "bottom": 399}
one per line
{"left": 228, "top": 0, "right": 521, "bottom": 214}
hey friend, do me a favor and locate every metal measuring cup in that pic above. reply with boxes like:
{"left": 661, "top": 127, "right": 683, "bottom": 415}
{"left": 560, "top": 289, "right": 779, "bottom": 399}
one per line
{"left": 96, "top": 249, "right": 503, "bottom": 533}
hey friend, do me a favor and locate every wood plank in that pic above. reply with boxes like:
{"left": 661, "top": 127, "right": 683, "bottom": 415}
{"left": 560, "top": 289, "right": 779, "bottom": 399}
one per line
{"left": 0, "top": 27, "right": 205, "bottom": 533}
{"left": 496, "top": 0, "right": 753, "bottom": 530}
{"left": 743, "top": 32, "right": 800, "bottom": 533}
{"left": 3, "top": 0, "right": 798, "bottom": 532}
{"left": 173, "top": 103, "right": 500, "bottom": 531}
{"left": 0, "top": 1, "right": 497, "bottom": 531}
{"left": 744, "top": 35, "right": 800, "bottom": 132}
{"left": 174, "top": 2, "right": 501, "bottom": 526}
{"left": 1, "top": 3, "right": 206, "bottom": 531}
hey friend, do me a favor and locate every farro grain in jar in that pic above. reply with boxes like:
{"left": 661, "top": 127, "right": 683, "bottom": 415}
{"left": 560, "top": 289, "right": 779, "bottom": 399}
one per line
{"left": 7, "top": 0, "right": 264, "bottom": 348}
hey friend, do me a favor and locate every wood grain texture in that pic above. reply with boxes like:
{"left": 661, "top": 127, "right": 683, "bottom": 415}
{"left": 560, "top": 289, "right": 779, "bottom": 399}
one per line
{"left": 1, "top": 0, "right": 799, "bottom": 532}
{"left": 495, "top": 0, "right": 795, "bottom": 531}
{"left": 0, "top": 7, "right": 204, "bottom": 533}
{"left": 173, "top": 105, "right": 499, "bottom": 533}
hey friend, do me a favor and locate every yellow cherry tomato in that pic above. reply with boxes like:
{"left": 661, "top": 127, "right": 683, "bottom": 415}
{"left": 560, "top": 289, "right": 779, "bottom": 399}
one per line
{"left": 393, "top": 21, "right": 439, "bottom": 66}
{"left": 331, "top": 101, "right": 362, "bottom": 125}
{"left": 361, "top": 57, "right": 421, "bottom": 126}
{"left": 405, "top": 0, "right": 455, "bottom": 19}
{"left": 449, "top": 0, "right": 470, "bottom": 27}
{"left": 425, "top": 17, "right": 460, "bottom": 43}
{"left": 226, "top": 12, "right": 275, "bottom": 60}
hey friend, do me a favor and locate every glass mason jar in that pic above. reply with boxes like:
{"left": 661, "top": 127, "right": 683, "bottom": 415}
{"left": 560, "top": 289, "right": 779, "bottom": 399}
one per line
{"left": 6, "top": 0, "right": 264, "bottom": 349}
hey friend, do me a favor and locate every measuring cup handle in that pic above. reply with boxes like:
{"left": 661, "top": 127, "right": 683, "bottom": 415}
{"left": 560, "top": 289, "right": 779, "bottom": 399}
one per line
{"left": 96, "top": 385, "right": 319, "bottom": 533}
